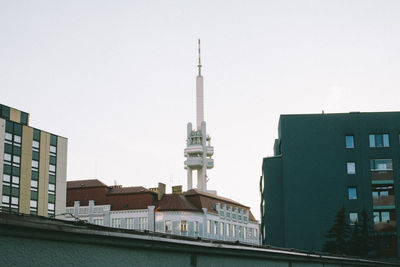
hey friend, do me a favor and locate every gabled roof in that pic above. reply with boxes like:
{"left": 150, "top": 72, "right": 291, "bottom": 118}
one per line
{"left": 67, "top": 179, "right": 108, "bottom": 189}
{"left": 156, "top": 194, "right": 202, "bottom": 212}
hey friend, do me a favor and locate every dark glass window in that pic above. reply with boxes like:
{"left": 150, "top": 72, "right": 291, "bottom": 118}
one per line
{"left": 13, "top": 123, "right": 22, "bottom": 136}
{"left": 49, "top": 175, "right": 56, "bottom": 184}
{"left": 369, "top": 134, "right": 389, "bottom": 147}
{"left": 50, "top": 156, "right": 56, "bottom": 165}
{"left": 32, "top": 151, "right": 39, "bottom": 161}
{"left": 50, "top": 135, "right": 57, "bottom": 146}
{"left": 1, "top": 105, "right": 10, "bottom": 120}
{"left": 33, "top": 129, "right": 41, "bottom": 141}
{"left": 20, "top": 112, "right": 28, "bottom": 125}
{"left": 5, "top": 121, "right": 13, "bottom": 133}
{"left": 348, "top": 187, "right": 357, "bottom": 200}
{"left": 345, "top": 135, "right": 354, "bottom": 148}
{"left": 31, "top": 191, "right": 38, "bottom": 200}
{"left": 12, "top": 167, "right": 20, "bottom": 176}
{"left": 31, "top": 171, "right": 39, "bottom": 180}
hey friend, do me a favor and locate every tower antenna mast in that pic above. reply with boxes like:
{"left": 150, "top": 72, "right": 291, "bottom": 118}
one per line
{"left": 198, "top": 39, "right": 202, "bottom": 76}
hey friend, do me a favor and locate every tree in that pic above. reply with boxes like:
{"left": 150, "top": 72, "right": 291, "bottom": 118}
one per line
{"left": 323, "top": 206, "right": 351, "bottom": 254}
{"left": 358, "top": 209, "right": 375, "bottom": 257}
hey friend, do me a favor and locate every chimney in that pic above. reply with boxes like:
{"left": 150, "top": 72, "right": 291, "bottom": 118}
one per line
{"left": 157, "top": 183, "right": 166, "bottom": 200}
{"left": 172, "top": 185, "right": 182, "bottom": 194}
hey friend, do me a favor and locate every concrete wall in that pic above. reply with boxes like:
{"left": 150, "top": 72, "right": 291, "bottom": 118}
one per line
{"left": 0, "top": 213, "right": 397, "bottom": 267}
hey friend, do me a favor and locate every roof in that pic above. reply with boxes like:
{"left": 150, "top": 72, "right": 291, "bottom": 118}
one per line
{"left": 184, "top": 189, "right": 257, "bottom": 222}
{"left": 67, "top": 179, "right": 108, "bottom": 189}
{"left": 156, "top": 194, "right": 202, "bottom": 212}
{"left": 107, "top": 186, "right": 155, "bottom": 195}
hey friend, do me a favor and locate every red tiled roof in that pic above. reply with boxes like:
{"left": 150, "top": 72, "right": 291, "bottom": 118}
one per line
{"left": 184, "top": 189, "right": 249, "bottom": 208}
{"left": 67, "top": 179, "right": 107, "bottom": 189}
{"left": 156, "top": 194, "right": 202, "bottom": 212}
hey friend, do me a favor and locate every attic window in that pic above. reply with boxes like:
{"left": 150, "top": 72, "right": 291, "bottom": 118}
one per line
{"left": 80, "top": 184, "right": 85, "bottom": 187}
{"left": 123, "top": 204, "right": 129, "bottom": 208}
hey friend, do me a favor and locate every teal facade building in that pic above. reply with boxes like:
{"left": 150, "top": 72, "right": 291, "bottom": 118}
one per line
{"left": 260, "top": 112, "right": 400, "bottom": 259}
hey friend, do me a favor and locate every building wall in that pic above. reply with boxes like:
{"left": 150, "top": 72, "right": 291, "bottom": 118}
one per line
{"left": 56, "top": 137, "right": 68, "bottom": 217}
{"left": 0, "top": 118, "right": 5, "bottom": 200}
{"left": 262, "top": 112, "right": 400, "bottom": 257}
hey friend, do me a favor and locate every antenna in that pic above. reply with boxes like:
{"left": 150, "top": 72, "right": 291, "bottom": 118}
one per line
{"left": 198, "top": 39, "right": 202, "bottom": 76}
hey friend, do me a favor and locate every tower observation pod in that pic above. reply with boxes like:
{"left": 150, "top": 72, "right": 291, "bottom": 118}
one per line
{"left": 184, "top": 39, "right": 214, "bottom": 192}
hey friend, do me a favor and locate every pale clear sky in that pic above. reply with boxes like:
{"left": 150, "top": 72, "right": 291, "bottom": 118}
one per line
{"left": 1, "top": 1, "right": 400, "bottom": 220}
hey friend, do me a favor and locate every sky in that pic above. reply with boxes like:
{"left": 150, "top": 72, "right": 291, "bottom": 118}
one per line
{"left": 1, "top": 1, "right": 400, "bottom": 220}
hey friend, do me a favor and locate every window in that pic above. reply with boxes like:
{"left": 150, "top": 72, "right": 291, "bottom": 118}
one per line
{"left": 374, "top": 211, "right": 391, "bottom": 223}
{"left": 48, "top": 203, "right": 54, "bottom": 211}
{"left": 347, "top": 162, "right": 356, "bottom": 174}
{"left": 233, "top": 225, "right": 237, "bottom": 238}
{"left": 31, "top": 180, "right": 38, "bottom": 190}
{"left": 5, "top": 133, "right": 12, "bottom": 142}
{"left": 226, "top": 223, "right": 230, "bottom": 237}
{"left": 214, "top": 221, "right": 218, "bottom": 235}
{"left": 14, "top": 135, "right": 21, "bottom": 144}
{"left": 349, "top": 213, "right": 358, "bottom": 225}
{"left": 348, "top": 187, "right": 357, "bottom": 200}
{"left": 139, "top": 217, "right": 148, "bottom": 230}
{"left": 12, "top": 176, "right": 19, "bottom": 185}
{"left": 2, "top": 195, "right": 10, "bottom": 204}
{"left": 180, "top": 220, "right": 187, "bottom": 232}
{"left": 4, "top": 153, "right": 11, "bottom": 162}
{"left": 11, "top": 197, "right": 19, "bottom": 205}
{"left": 50, "top": 145, "right": 57, "bottom": 154}
{"left": 3, "top": 174, "right": 10, "bottom": 184}
{"left": 126, "top": 218, "right": 134, "bottom": 229}
{"left": 165, "top": 220, "right": 171, "bottom": 232}
{"left": 93, "top": 218, "right": 104, "bottom": 226}
{"left": 370, "top": 159, "right": 393, "bottom": 171}
{"left": 49, "top": 183, "right": 55, "bottom": 192}
{"left": 345, "top": 135, "right": 354, "bottom": 148}
{"left": 369, "top": 134, "right": 389, "bottom": 148}
{"left": 13, "top": 155, "right": 20, "bottom": 164}
{"left": 207, "top": 220, "right": 211, "bottom": 234}
{"left": 111, "top": 218, "right": 121, "bottom": 228}
{"left": 49, "top": 164, "right": 56, "bottom": 173}
{"left": 32, "top": 140, "right": 39, "bottom": 150}
{"left": 194, "top": 221, "right": 199, "bottom": 233}
{"left": 30, "top": 200, "right": 37, "bottom": 208}
{"left": 32, "top": 160, "right": 39, "bottom": 169}
{"left": 220, "top": 222, "right": 224, "bottom": 236}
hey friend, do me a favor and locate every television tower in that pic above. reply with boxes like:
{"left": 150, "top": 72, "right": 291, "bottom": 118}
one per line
{"left": 184, "top": 39, "right": 214, "bottom": 192}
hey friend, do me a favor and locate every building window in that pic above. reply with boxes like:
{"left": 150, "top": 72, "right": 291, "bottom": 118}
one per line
{"left": 48, "top": 203, "right": 55, "bottom": 212}
{"left": 31, "top": 180, "right": 38, "bottom": 191}
{"left": 4, "top": 153, "right": 11, "bottom": 162}
{"left": 30, "top": 200, "right": 37, "bottom": 211}
{"left": 180, "top": 220, "right": 187, "bottom": 232}
{"left": 32, "top": 140, "right": 40, "bottom": 151}
{"left": 226, "top": 223, "right": 230, "bottom": 237}
{"left": 165, "top": 220, "right": 171, "bottom": 232}
{"left": 207, "top": 220, "right": 211, "bottom": 234}
{"left": 345, "top": 135, "right": 354, "bottom": 148}
{"left": 111, "top": 218, "right": 121, "bottom": 228}
{"left": 50, "top": 145, "right": 57, "bottom": 155}
{"left": 374, "top": 211, "right": 391, "bottom": 223}
{"left": 214, "top": 221, "right": 218, "bottom": 235}
{"left": 93, "top": 218, "right": 104, "bottom": 226}
{"left": 220, "top": 222, "right": 224, "bottom": 236}
{"left": 349, "top": 213, "right": 358, "bottom": 225}
{"left": 347, "top": 162, "right": 356, "bottom": 174}
{"left": 14, "top": 135, "right": 21, "bottom": 144}
{"left": 348, "top": 187, "right": 357, "bottom": 200}
{"left": 32, "top": 160, "right": 39, "bottom": 170}
{"left": 369, "top": 134, "right": 389, "bottom": 148}
{"left": 194, "top": 221, "right": 199, "bottom": 234}
{"left": 139, "top": 217, "right": 148, "bottom": 230}
{"left": 49, "top": 164, "right": 56, "bottom": 173}
{"left": 233, "top": 225, "right": 237, "bottom": 238}
{"left": 370, "top": 159, "right": 393, "bottom": 171}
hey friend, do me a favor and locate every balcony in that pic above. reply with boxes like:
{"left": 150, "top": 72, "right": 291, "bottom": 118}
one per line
{"left": 374, "top": 221, "right": 397, "bottom": 232}
{"left": 373, "top": 195, "right": 395, "bottom": 207}
{"left": 371, "top": 170, "right": 394, "bottom": 183}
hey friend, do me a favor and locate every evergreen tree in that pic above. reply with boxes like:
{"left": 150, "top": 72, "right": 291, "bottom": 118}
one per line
{"left": 348, "top": 221, "right": 362, "bottom": 256}
{"left": 358, "top": 209, "right": 375, "bottom": 257}
{"left": 323, "top": 206, "right": 351, "bottom": 254}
